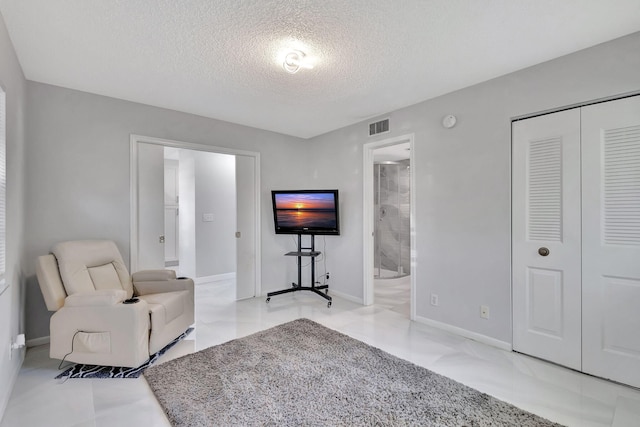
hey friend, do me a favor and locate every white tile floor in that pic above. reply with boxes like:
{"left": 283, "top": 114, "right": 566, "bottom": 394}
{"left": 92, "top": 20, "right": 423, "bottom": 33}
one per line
{"left": 3, "top": 279, "right": 640, "bottom": 427}
{"left": 374, "top": 274, "right": 411, "bottom": 317}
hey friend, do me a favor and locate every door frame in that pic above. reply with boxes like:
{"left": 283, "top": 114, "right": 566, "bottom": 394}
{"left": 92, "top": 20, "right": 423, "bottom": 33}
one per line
{"left": 130, "top": 134, "right": 261, "bottom": 296}
{"left": 363, "top": 133, "right": 416, "bottom": 320}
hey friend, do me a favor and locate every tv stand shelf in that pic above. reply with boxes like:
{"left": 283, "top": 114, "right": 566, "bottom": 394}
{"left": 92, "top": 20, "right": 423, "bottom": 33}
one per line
{"left": 266, "top": 235, "right": 332, "bottom": 308}
{"left": 285, "top": 251, "right": 321, "bottom": 257}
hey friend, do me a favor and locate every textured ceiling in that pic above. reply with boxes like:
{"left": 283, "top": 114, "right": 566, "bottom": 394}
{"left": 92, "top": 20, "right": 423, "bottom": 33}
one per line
{"left": 1, "top": 1, "right": 639, "bottom": 138}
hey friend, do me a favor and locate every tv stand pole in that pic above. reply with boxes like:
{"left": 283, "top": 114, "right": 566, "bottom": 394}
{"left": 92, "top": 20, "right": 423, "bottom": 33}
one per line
{"left": 266, "top": 234, "right": 332, "bottom": 307}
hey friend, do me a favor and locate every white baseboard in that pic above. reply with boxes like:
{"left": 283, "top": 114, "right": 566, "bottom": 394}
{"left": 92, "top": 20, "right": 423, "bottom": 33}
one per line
{"left": 414, "top": 315, "right": 512, "bottom": 351}
{"left": 195, "top": 272, "right": 236, "bottom": 285}
{"left": 328, "top": 289, "right": 363, "bottom": 304}
{"left": 27, "top": 336, "right": 50, "bottom": 348}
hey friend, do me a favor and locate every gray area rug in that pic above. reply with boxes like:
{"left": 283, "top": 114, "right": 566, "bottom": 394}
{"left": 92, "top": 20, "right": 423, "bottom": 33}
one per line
{"left": 144, "top": 319, "right": 563, "bottom": 426}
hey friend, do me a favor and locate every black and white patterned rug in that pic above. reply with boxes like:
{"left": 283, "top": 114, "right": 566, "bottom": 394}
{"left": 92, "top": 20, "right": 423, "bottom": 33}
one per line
{"left": 55, "top": 328, "right": 193, "bottom": 379}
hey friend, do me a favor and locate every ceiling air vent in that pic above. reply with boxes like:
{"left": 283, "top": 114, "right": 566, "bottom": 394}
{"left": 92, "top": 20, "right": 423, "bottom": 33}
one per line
{"left": 369, "top": 118, "right": 389, "bottom": 136}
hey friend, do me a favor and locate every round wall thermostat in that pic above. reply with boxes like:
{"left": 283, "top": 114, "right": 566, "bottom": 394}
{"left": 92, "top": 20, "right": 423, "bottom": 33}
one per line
{"left": 442, "top": 114, "right": 457, "bottom": 129}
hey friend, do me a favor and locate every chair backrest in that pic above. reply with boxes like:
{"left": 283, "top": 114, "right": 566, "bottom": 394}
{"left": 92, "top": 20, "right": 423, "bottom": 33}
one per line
{"left": 52, "top": 240, "right": 134, "bottom": 299}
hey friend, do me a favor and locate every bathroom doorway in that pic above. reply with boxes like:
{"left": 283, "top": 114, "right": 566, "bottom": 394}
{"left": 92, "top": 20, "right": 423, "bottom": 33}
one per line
{"left": 374, "top": 158, "right": 410, "bottom": 279}
{"left": 363, "top": 134, "right": 415, "bottom": 319}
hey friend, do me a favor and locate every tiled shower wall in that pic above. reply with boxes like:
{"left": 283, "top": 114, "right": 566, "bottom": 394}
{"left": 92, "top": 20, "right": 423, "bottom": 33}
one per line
{"left": 374, "top": 160, "right": 410, "bottom": 277}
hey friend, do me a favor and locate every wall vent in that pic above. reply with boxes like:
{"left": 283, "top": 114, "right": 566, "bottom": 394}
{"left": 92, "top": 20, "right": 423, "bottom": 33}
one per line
{"left": 369, "top": 119, "right": 390, "bottom": 136}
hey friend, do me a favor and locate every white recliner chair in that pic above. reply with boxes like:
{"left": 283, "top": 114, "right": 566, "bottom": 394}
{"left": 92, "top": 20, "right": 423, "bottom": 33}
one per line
{"left": 36, "top": 240, "right": 194, "bottom": 368}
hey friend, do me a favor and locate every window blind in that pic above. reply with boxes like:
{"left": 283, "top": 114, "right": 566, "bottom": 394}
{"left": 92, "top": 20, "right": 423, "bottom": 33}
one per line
{"left": 0, "top": 88, "right": 6, "bottom": 284}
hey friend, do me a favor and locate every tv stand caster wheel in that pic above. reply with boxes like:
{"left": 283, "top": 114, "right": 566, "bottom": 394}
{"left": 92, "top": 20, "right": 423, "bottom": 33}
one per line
{"left": 327, "top": 301, "right": 332, "bottom": 308}
{"left": 266, "top": 297, "right": 270, "bottom": 303}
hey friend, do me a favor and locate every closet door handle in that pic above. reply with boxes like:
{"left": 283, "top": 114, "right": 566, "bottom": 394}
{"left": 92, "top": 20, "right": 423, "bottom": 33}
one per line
{"left": 538, "top": 247, "right": 550, "bottom": 256}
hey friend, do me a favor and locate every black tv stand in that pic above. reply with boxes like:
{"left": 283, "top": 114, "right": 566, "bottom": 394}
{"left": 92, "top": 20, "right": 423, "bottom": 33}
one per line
{"left": 266, "top": 234, "right": 332, "bottom": 307}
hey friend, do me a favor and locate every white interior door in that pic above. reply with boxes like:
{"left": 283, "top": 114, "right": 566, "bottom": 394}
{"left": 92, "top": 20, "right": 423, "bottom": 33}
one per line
{"left": 164, "top": 207, "right": 178, "bottom": 263}
{"left": 512, "top": 109, "right": 582, "bottom": 370}
{"left": 235, "top": 155, "right": 256, "bottom": 300}
{"left": 581, "top": 95, "right": 640, "bottom": 388}
{"left": 164, "top": 159, "right": 179, "bottom": 265}
{"left": 137, "top": 142, "right": 165, "bottom": 270}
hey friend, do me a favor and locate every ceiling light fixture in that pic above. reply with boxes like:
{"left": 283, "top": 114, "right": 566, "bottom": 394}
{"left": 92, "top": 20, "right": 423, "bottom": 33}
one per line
{"left": 282, "top": 50, "right": 314, "bottom": 74}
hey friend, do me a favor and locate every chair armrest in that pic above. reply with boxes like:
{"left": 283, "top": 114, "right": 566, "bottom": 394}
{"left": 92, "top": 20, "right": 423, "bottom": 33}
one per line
{"left": 64, "top": 289, "right": 127, "bottom": 307}
{"left": 36, "top": 254, "right": 67, "bottom": 311}
{"left": 133, "top": 277, "right": 194, "bottom": 296}
{"left": 132, "top": 270, "right": 176, "bottom": 282}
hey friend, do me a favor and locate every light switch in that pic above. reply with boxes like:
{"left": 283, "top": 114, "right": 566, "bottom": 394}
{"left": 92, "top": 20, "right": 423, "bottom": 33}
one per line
{"left": 202, "top": 213, "right": 214, "bottom": 222}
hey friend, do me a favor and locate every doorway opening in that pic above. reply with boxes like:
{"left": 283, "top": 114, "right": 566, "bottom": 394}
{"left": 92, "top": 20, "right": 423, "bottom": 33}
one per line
{"left": 374, "top": 158, "right": 411, "bottom": 279}
{"left": 161, "top": 147, "right": 237, "bottom": 281}
{"left": 130, "top": 135, "right": 261, "bottom": 301}
{"left": 363, "top": 134, "right": 415, "bottom": 319}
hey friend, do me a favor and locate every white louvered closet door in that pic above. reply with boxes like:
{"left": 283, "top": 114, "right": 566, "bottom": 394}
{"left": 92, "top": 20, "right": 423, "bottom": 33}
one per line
{"left": 581, "top": 96, "right": 640, "bottom": 388}
{"left": 512, "top": 109, "right": 582, "bottom": 370}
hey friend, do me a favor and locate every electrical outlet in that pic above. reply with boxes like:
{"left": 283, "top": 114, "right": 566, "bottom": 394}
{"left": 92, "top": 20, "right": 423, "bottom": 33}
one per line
{"left": 430, "top": 294, "right": 439, "bottom": 306}
{"left": 480, "top": 305, "right": 490, "bottom": 319}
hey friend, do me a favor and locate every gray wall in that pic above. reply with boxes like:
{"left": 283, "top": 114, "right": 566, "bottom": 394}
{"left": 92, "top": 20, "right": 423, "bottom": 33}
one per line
{"left": 194, "top": 151, "right": 236, "bottom": 277}
{"left": 24, "top": 81, "right": 309, "bottom": 340}
{"left": 308, "top": 32, "right": 640, "bottom": 344}
{"left": 0, "top": 11, "right": 27, "bottom": 417}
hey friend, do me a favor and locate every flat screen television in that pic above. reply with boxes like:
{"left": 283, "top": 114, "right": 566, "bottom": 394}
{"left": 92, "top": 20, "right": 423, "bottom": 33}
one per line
{"left": 271, "top": 190, "right": 340, "bottom": 235}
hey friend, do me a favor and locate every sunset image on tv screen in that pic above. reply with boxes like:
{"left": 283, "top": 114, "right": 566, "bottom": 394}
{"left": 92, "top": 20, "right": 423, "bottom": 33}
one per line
{"left": 274, "top": 193, "right": 337, "bottom": 229}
